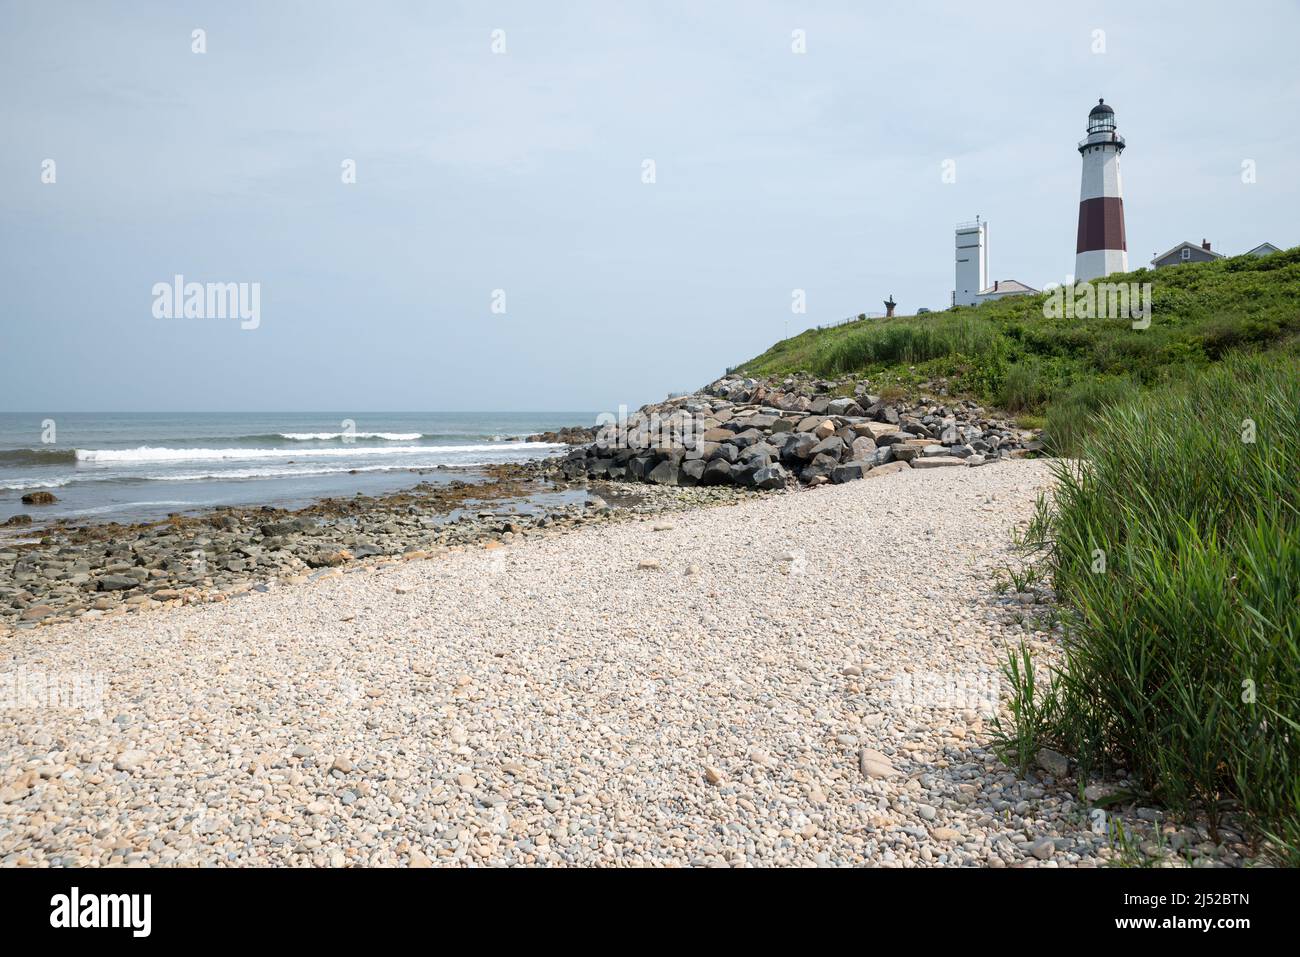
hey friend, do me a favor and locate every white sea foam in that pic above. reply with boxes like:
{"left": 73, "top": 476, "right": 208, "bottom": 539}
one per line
{"left": 278, "top": 432, "right": 422, "bottom": 441}
{"left": 62, "top": 500, "right": 200, "bottom": 517}
{"left": 1, "top": 477, "right": 73, "bottom": 490}
{"left": 75, "top": 443, "right": 564, "bottom": 464}
{"left": 152, "top": 464, "right": 424, "bottom": 482}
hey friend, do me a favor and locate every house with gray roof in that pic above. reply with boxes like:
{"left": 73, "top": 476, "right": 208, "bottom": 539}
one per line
{"left": 1151, "top": 239, "right": 1224, "bottom": 268}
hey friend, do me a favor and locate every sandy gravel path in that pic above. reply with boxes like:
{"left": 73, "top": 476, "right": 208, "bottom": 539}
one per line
{"left": 2, "top": 460, "right": 1119, "bottom": 867}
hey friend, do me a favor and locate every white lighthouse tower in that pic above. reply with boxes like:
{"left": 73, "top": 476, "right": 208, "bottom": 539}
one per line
{"left": 1075, "top": 98, "right": 1128, "bottom": 281}
{"left": 953, "top": 217, "right": 988, "bottom": 307}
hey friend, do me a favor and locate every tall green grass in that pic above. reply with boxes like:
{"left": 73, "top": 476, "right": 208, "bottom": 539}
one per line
{"left": 1024, "top": 353, "right": 1300, "bottom": 861}
{"left": 813, "top": 315, "right": 1005, "bottom": 374}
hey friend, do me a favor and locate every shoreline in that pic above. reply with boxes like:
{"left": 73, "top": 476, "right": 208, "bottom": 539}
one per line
{"left": 0, "top": 456, "right": 753, "bottom": 635}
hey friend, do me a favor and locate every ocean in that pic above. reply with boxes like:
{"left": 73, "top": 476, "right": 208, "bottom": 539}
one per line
{"left": 0, "top": 412, "right": 593, "bottom": 528}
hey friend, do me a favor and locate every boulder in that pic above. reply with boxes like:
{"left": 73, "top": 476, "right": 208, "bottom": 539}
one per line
{"left": 647, "top": 460, "right": 681, "bottom": 485}
{"left": 741, "top": 442, "right": 779, "bottom": 463}
{"left": 831, "top": 462, "right": 871, "bottom": 483}
{"left": 860, "top": 421, "right": 901, "bottom": 440}
{"left": 751, "top": 465, "right": 789, "bottom": 490}
{"left": 867, "top": 462, "right": 913, "bottom": 478}
{"left": 848, "top": 436, "right": 877, "bottom": 461}
{"left": 827, "top": 397, "right": 863, "bottom": 416}
{"left": 20, "top": 491, "right": 57, "bottom": 505}
{"left": 96, "top": 574, "right": 139, "bottom": 591}
{"left": 700, "top": 458, "right": 733, "bottom": 485}
{"left": 911, "top": 456, "right": 966, "bottom": 469}
{"left": 679, "top": 458, "right": 706, "bottom": 486}
{"left": 628, "top": 455, "right": 655, "bottom": 480}
{"left": 709, "top": 442, "right": 740, "bottom": 464}
{"left": 729, "top": 428, "right": 767, "bottom": 449}
{"left": 798, "top": 464, "right": 830, "bottom": 484}
{"left": 810, "top": 435, "right": 845, "bottom": 458}
{"left": 781, "top": 432, "right": 818, "bottom": 461}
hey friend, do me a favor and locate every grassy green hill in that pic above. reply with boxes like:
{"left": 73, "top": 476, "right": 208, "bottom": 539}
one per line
{"left": 737, "top": 247, "right": 1300, "bottom": 453}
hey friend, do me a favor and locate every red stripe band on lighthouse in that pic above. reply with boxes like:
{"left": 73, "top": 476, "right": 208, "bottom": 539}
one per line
{"left": 1076, "top": 197, "right": 1127, "bottom": 253}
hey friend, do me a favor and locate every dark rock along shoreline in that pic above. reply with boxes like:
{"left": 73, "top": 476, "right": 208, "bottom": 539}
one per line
{"left": 562, "top": 374, "right": 1042, "bottom": 488}
{"left": 1, "top": 375, "right": 1040, "bottom": 632}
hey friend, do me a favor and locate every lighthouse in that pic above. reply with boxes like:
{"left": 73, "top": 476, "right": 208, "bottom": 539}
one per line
{"left": 1075, "top": 98, "right": 1128, "bottom": 281}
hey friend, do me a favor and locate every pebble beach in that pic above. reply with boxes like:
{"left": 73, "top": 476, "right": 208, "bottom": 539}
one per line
{"left": 1, "top": 458, "right": 1251, "bottom": 867}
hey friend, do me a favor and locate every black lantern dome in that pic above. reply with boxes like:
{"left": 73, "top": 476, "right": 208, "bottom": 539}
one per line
{"left": 1087, "top": 98, "right": 1116, "bottom": 133}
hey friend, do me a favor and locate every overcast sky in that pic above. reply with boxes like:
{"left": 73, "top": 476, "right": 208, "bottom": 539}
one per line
{"left": 2, "top": 0, "right": 1297, "bottom": 413}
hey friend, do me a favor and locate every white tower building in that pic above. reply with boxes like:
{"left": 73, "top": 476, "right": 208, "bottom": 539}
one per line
{"left": 953, "top": 218, "right": 987, "bottom": 306}
{"left": 1075, "top": 98, "right": 1128, "bottom": 281}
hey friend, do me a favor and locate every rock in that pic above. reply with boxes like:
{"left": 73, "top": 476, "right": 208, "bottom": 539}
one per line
{"left": 931, "top": 827, "right": 963, "bottom": 842}
{"left": 704, "top": 766, "right": 723, "bottom": 785}
{"left": 1084, "top": 783, "right": 1115, "bottom": 802}
{"left": 647, "top": 460, "right": 680, "bottom": 486}
{"left": 700, "top": 458, "right": 733, "bottom": 485}
{"left": 96, "top": 574, "right": 138, "bottom": 592}
{"left": 866, "top": 462, "right": 912, "bottom": 478}
{"left": 2, "top": 514, "right": 32, "bottom": 527}
{"left": 861, "top": 421, "right": 901, "bottom": 440}
{"left": 827, "top": 397, "right": 863, "bottom": 416}
{"left": 830, "top": 462, "right": 870, "bottom": 484}
{"left": 1029, "top": 838, "right": 1056, "bottom": 861}
{"left": 859, "top": 748, "right": 897, "bottom": 778}
{"left": 679, "top": 458, "right": 706, "bottom": 486}
{"left": 809, "top": 436, "right": 845, "bottom": 459}
{"left": 848, "top": 436, "right": 877, "bottom": 461}
{"left": 708, "top": 442, "right": 740, "bottom": 464}
{"left": 911, "top": 456, "right": 966, "bottom": 469}
{"left": 781, "top": 433, "right": 818, "bottom": 462}
{"left": 306, "top": 549, "right": 352, "bottom": 568}
{"left": 113, "top": 750, "right": 151, "bottom": 772}
{"left": 19, "top": 604, "right": 55, "bottom": 621}
{"left": 1036, "top": 748, "right": 1069, "bottom": 778}
{"left": 751, "top": 465, "right": 789, "bottom": 490}
{"left": 20, "top": 491, "right": 57, "bottom": 505}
